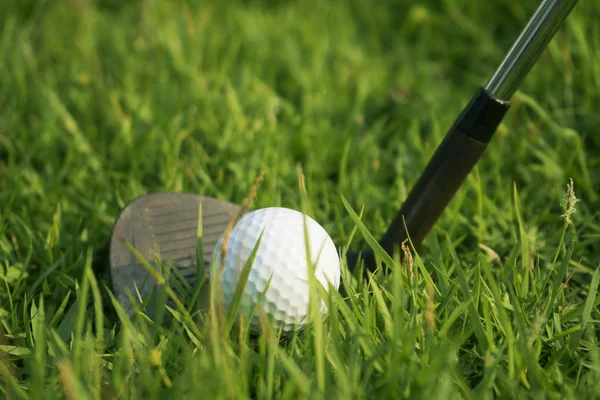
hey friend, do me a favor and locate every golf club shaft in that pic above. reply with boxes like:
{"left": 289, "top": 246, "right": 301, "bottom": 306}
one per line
{"left": 358, "top": 0, "right": 578, "bottom": 272}
{"left": 486, "top": 0, "right": 580, "bottom": 101}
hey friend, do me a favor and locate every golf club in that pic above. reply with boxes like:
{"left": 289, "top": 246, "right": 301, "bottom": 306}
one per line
{"left": 110, "top": 0, "right": 579, "bottom": 314}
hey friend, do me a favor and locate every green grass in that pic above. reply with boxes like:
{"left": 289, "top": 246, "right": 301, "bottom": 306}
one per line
{"left": 2, "top": 0, "right": 600, "bottom": 398}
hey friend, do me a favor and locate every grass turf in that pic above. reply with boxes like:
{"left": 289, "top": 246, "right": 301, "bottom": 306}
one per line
{"left": 1, "top": 0, "right": 600, "bottom": 398}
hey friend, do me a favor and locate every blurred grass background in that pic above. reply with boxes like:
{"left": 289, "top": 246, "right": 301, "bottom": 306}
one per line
{"left": 1, "top": 0, "right": 600, "bottom": 398}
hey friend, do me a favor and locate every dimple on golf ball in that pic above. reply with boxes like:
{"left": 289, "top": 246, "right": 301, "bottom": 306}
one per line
{"left": 210, "top": 207, "right": 341, "bottom": 333}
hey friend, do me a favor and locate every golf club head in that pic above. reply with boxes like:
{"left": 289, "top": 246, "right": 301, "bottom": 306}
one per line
{"left": 109, "top": 193, "right": 242, "bottom": 314}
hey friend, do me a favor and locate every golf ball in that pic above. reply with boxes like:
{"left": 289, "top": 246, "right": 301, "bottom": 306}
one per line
{"left": 210, "top": 207, "right": 341, "bottom": 333}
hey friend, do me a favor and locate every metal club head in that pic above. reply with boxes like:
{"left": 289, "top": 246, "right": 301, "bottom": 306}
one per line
{"left": 110, "top": 193, "right": 242, "bottom": 314}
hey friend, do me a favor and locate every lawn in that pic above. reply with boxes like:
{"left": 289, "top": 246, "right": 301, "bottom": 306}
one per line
{"left": 1, "top": 0, "right": 600, "bottom": 398}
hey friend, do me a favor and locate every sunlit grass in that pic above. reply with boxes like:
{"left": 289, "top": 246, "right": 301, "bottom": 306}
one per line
{"left": 1, "top": 0, "right": 600, "bottom": 398}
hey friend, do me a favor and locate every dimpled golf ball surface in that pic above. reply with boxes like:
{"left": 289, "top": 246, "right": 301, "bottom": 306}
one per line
{"left": 210, "top": 207, "right": 341, "bottom": 333}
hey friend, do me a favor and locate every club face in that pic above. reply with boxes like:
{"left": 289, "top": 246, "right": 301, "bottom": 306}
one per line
{"left": 109, "top": 193, "right": 242, "bottom": 314}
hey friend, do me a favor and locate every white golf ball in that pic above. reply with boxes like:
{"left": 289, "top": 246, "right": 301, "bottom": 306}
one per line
{"left": 209, "top": 207, "right": 341, "bottom": 333}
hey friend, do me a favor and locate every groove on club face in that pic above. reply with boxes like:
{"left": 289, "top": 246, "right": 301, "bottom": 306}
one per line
{"left": 109, "top": 193, "right": 242, "bottom": 313}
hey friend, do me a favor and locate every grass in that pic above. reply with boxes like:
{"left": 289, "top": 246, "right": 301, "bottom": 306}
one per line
{"left": 1, "top": 0, "right": 600, "bottom": 398}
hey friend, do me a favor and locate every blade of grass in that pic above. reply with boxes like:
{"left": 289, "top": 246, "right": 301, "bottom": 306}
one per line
{"left": 568, "top": 265, "right": 600, "bottom": 350}
{"left": 72, "top": 251, "right": 92, "bottom": 374}
{"left": 340, "top": 192, "right": 397, "bottom": 270}
{"left": 190, "top": 201, "right": 206, "bottom": 310}
{"left": 226, "top": 230, "right": 264, "bottom": 333}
